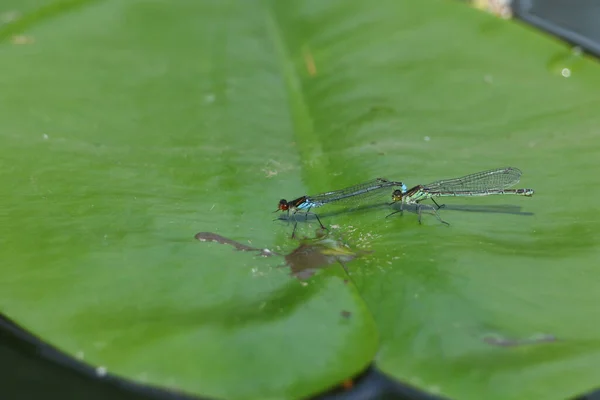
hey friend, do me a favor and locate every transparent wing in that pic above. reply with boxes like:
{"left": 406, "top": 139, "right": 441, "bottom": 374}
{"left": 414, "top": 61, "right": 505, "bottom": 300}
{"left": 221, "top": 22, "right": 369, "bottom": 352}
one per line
{"left": 424, "top": 167, "right": 522, "bottom": 193}
{"left": 308, "top": 178, "right": 404, "bottom": 206}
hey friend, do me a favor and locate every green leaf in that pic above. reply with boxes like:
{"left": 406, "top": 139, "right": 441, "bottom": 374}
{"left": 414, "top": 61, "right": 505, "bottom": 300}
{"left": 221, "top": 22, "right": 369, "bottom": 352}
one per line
{"left": 2, "top": 0, "right": 600, "bottom": 399}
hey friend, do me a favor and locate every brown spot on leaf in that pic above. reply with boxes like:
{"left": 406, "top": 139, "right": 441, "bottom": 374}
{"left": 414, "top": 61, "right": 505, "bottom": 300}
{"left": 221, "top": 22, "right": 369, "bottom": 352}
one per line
{"left": 303, "top": 46, "right": 317, "bottom": 76}
{"left": 11, "top": 35, "right": 34, "bottom": 45}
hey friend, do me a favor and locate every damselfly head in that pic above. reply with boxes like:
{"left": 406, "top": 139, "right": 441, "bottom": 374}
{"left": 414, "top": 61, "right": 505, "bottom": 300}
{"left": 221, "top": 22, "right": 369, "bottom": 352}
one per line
{"left": 391, "top": 189, "right": 403, "bottom": 202}
{"left": 276, "top": 199, "right": 289, "bottom": 212}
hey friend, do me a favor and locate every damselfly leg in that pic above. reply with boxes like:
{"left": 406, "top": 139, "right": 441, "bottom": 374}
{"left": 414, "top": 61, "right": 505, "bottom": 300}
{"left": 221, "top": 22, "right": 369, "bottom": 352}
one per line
{"left": 273, "top": 208, "right": 293, "bottom": 226}
{"left": 430, "top": 198, "right": 445, "bottom": 210}
{"left": 290, "top": 209, "right": 327, "bottom": 239}
{"left": 416, "top": 203, "right": 450, "bottom": 226}
{"left": 385, "top": 200, "right": 404, "bottom": 218}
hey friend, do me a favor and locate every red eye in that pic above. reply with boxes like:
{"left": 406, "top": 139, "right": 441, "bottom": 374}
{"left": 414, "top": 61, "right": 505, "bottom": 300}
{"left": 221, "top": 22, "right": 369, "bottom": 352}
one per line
{"left": 278, "top": 199, "right": 289, "bottom": 211}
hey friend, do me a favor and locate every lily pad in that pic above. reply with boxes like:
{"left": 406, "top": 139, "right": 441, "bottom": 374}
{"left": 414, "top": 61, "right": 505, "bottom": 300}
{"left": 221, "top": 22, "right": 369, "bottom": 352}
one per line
{"left": 1, "top": 0, "right": 600, "bottom": 399}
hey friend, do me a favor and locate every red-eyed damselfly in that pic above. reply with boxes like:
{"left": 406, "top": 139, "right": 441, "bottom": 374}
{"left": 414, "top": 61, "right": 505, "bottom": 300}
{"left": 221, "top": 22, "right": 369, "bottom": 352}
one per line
{"left": 276, "top": 178, "right": 406, "bottom": 238}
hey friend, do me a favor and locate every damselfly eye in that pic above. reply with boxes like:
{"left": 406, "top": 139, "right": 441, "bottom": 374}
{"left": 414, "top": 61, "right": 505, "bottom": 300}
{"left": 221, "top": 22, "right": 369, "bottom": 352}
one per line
{"left": 278, "top": 199, "right": 289, "bottom": 211}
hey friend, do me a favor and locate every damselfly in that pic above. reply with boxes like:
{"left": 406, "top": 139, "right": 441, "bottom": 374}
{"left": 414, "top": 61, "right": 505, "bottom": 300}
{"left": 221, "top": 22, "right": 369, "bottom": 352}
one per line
{"left": 276, "top": 178, "right": 407, "bottom": 238}
{"left": 388, "top": 167, "right": 534, "bottom": 224}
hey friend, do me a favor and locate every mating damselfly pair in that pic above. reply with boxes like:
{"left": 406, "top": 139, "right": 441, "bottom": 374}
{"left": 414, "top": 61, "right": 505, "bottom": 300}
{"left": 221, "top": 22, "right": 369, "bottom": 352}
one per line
{"left": 275, "top": 167, "right": 534, "bottom": 237}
